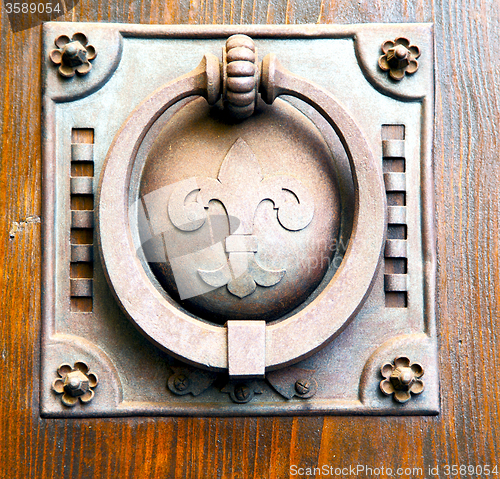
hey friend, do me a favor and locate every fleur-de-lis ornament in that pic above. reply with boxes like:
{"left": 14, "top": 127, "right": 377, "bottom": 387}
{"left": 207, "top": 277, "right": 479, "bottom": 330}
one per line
{"left": 168, "top": 138, "right": 315, "bottom": 298}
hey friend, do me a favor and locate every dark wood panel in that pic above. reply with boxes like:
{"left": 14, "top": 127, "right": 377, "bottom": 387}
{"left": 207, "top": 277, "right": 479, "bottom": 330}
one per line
{"left": 1, "top": 0, "right": 499, "bottom": 477}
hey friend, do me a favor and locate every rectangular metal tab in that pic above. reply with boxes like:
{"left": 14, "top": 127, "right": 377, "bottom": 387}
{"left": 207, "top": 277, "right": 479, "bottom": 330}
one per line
{"left": 71, "top": 177, "right": 93, "bottom": 195}
{"left": 71, "top": 210, "right": 94, "bottom": 228}
{"left": 71, "top": 245, "right": 93, "bottom": 262}
{"left": 70, "top": 278, "right": 93, "bottom": 297}
{"left": 384, "top": 172, "right": 406, "bottom": 191}
{"left": 385, "top": 239, "right": 408, "bottom": 258}
{"left": 382, "top": 139, "right": 405, "bottom": 158}
{"left": 227, "top": 321, "right": 266, "bottom": 379}
{"left": 71, "top": 143, "right": 94, "bottom": 162}
{"left": 384, "top": 274, "right": 408, "bottom": 291}
{"left": 387, "top": 206, "right": 407, "bottom": 224}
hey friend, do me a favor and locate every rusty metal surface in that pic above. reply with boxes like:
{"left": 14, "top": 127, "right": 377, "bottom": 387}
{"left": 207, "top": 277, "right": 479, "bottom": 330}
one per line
{"left": 41, "top": 22, "right": 436, "bottom": 417}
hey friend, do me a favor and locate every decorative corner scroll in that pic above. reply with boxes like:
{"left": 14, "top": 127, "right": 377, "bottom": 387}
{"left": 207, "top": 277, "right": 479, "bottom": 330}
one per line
{"left": 266, "top": 367, "right": 317, "bottom": 399}
{"left": 221, "top": 381, "right": 264, "bottom": 403}
{"left": 167, "top": 138, "right": 315, "bottom": 298}
{"left": 353, "top": 25, "right": 432, "bottom": 101}
{"left": 167, "top": 366, "right": 217, "bottom": 396}
{"left": 43, "top": 23, "right": 123, "bottom": 103}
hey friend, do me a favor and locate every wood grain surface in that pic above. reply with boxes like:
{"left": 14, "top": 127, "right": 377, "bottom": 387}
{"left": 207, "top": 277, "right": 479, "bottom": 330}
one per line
{"left": 1, "top": 0, "right": 499, "bottom": 478}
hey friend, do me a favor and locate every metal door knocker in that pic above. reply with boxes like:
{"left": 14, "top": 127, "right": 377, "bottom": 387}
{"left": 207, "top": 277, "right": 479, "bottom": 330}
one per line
{"left": 42, "top": 23, "right": 437, "bottom": 416}
{"left": 98, "top": 33, "right": 386, "bottom": 377}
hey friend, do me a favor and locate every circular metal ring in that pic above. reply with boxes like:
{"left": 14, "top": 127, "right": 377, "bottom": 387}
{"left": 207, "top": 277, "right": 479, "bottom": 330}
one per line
{"left": 98, "top": 52, "right": 386, "bottom": 371}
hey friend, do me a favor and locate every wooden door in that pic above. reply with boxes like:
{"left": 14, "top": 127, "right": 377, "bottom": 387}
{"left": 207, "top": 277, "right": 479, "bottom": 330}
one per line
{"left": 1, "top": 1, "right": 499, "bottom": 477}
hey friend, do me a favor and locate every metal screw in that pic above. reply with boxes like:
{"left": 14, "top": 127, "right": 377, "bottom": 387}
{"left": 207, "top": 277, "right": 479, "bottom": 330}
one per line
{"left": 173, "top": 374, "right": 190, "bottom": 392}
{"left": 295, "top": 379, "right": 311, "bottom": 395}
{"left": 379, "top": 38, "right": 420, "bottom": 81}
{"left": 234, "top": 384, "right": 251, "bottom": 402}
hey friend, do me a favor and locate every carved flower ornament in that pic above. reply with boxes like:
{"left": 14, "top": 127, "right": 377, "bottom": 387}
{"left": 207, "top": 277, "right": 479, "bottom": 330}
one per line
{"left": 52, "top": 361, "right": 98, "bottom": 406}
{"left": 380, "top": 356, "right": 424, "bottom": 403}
{"left": 49, "top": 33, "right": 96, "bottom": 78}
{"left": 378, "top": 37, "right": 420, "bottom": 81}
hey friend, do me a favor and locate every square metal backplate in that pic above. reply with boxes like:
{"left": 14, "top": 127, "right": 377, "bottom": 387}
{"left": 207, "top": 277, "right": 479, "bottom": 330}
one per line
{"left": 41, "top": 22, "right": 437, "bottom": 417}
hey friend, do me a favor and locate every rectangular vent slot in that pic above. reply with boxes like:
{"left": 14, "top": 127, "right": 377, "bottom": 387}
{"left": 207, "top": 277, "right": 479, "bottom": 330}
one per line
{"left": 382, "top": 125, "right": 408, "bottom": 308}
{"left": 70, "top": 128, "right": 94, "bottom": 313}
